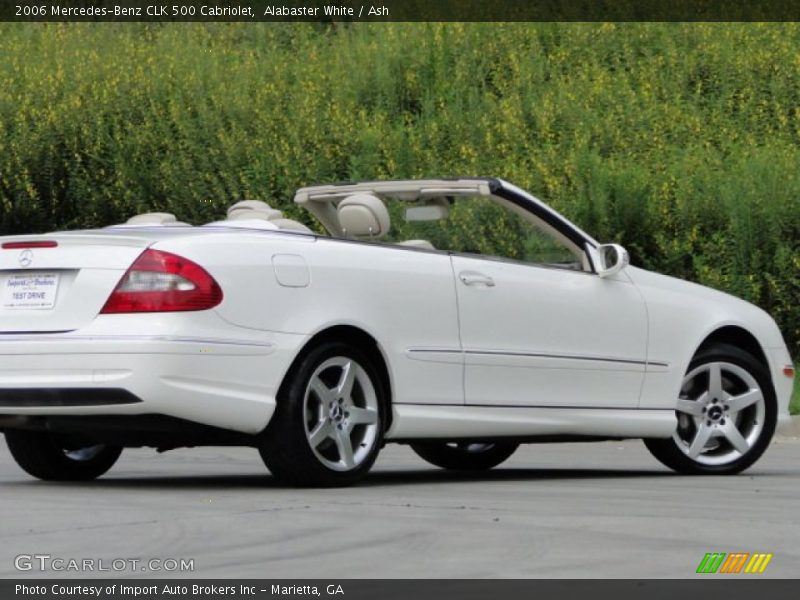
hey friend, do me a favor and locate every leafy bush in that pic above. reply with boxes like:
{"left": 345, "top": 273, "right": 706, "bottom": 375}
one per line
{"left": 0, "top": 22, "right": 798, "bottom": 355}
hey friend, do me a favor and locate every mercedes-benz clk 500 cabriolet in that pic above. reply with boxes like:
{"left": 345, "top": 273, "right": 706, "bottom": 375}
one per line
{"left": 0, "top": 178, "right": 794, "bottom": 486}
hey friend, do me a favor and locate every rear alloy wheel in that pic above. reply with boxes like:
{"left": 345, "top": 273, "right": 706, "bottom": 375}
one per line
{"left": 411, "top": 441, "right": 518, "bottom": 471}
{"left": 645, "top": 343, "right": 776, "bottom": 475}
{"left": 4, "top": 430, "right": 122, "bottom": 481}
{"left": 260, "top": 342, "right": 385, "bottom": 487}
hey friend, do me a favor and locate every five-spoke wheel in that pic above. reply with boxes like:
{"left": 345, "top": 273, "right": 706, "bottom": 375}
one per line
{"left": 303, "top": 356, "right": 381, "bottom": 472}
{"left": 260, "top": 341, "right": 385, "bottom": 487}
{"left": 673, "top": 361, "right": 765, "bottom": 464}
{"left": 645, "top": 343, "right": 776, "bottom": 475}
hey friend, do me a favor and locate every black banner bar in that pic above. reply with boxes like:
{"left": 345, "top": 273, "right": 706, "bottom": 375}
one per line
{"left": 6, "top": 0, "right": 800, "bottom": 22}
{"left": 4, "top": 580, "right": 799, "bottom": 600}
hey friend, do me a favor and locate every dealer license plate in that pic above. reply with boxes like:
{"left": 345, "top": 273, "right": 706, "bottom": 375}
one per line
{"left": 2, "top": 272, "right": 61, "bottom": 310}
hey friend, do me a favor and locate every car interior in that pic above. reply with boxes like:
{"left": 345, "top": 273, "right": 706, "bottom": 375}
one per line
{"left": 118, "top": 192, "right": 587, "bottom": 270}
{"left": 336, "top": 193, "right": 436, "bottom": 250}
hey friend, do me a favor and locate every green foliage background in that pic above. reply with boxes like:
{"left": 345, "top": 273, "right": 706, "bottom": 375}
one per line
{"left": 0, "top": 23, "right": 798, "bottom": 357}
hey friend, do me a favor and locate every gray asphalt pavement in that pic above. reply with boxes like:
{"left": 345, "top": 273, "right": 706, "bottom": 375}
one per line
{"left": 0, "top": 436, "right": 798, "bottom": 579}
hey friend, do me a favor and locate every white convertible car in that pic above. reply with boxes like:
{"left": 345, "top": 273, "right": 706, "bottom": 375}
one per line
{"left": 0, "top": 178, "right": 794, "bottom": 486}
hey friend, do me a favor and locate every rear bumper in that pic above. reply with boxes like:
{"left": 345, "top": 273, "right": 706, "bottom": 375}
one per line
{"left": 0, "top": 387, "right": 141, "bottom": 407}
{"left": 0, "top": 323, "right": 307, "bottom": 434}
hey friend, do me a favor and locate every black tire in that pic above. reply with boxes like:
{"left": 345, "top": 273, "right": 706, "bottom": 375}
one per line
{"left": 260, "top": 341, "right": 386, "bottom": 487}
{"left": 4, "top": 430, "right": 122, "bottom": 481}
{"left": 644, "top": 343, "right": 777, "bottom": 475}
{"left": 411, "top": 441, "right": 519, "bottom": 471}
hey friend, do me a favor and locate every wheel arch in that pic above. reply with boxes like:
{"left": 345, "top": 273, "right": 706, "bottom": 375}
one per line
{"left": 277, "top": 324, "right": 394, "bottom": 432}
{"left": 645, "top": 324, "right": 778, "bottom": 474}
{"left": 695, "top": 325, "right": 769, "bottom": 370}
{"left": 692, "top": 325, "right": 775, "bottom": 398}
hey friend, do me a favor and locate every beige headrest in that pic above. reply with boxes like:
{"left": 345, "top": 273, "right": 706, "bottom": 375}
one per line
{"left": 227, "top": 200, "right": 283, "bottom": 221}
{"left": 126, "top": 212, "right": 178, "bottom": 225}
{"left": 337, "top": 194, "right": 390, "bottom": 239}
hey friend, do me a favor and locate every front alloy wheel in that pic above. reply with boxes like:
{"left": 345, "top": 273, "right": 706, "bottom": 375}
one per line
{"left": 645, "top": 343, "right": 776, "bottom": 475}
{"left": 260, "top": 342, "right": 385, "bottom": 487}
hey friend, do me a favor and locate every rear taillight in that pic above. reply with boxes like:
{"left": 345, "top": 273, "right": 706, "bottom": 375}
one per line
{"left": 101, "top": 249, "right": 223, "bottom": 314}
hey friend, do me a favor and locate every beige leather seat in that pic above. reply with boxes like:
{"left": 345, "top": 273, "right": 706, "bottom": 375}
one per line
{"left": 125, "top": 212, "right": 190, "bottom": 226}
{"left": 337, "top": 194, "right": 434, "bottom": 249}
{"left": 226, "top": 200, "right": 312, "bottom": 233}
{"left": 398, "top": 239, "right": 435, "bottom": 250}
{"left": 227, "top": 200, "right": 283, "bottom": 222}
{"left": 270, "top": 218, "right": 312, "bottom": 233}
{"left": 227, "top": 210, "right": 280, "bottom": 222}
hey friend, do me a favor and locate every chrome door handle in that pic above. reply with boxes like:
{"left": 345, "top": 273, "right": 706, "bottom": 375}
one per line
{"left": 459, "top": 271, "right": 495, "bottom": 287}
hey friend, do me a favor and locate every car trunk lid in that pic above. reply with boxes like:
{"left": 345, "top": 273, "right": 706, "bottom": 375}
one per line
{"left": 0, "top": 233, "right": 151, "bottom": 333}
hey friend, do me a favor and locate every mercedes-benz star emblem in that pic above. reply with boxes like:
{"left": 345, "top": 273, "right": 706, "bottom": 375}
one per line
{"left": 18, "top": 249, "right": 33, "bottom": 268}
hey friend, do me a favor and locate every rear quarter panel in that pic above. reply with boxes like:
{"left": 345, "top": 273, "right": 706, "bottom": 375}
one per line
{"left": 153, "top": 233, "right": 464, "bottom": 407}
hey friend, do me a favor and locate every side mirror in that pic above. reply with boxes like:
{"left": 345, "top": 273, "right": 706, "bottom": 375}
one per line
{"left": 595, "top": 243, "right": 629, "bottom": 278}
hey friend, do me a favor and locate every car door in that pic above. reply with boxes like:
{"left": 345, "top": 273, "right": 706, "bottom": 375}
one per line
{"left": 452, "top": 254, "right": 648, "bottom": 408}
{"left": 441, "top": 190, "right": 649, "bottom": 409}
